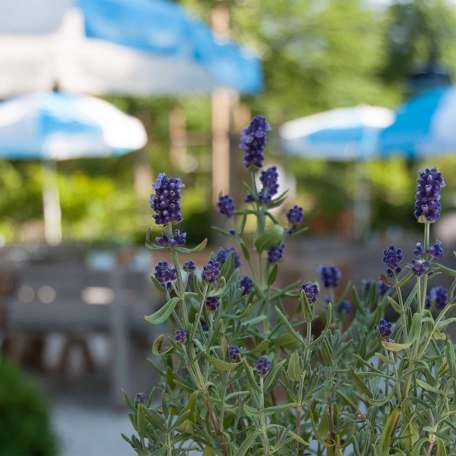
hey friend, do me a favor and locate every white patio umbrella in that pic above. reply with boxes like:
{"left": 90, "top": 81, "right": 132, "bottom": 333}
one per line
{"left": 0, "top": 0, "right": 262, "bottom": 96}
{"left": 280, "top": 105, "right": 395, "bottom": 239}
{"left": 279, "top": 105, "right": 394, "bottom": 160}
{"left": 379, "top": 86, "right": 456, "bottom": 157}
{"left": 0, "top": 92, "right": 147, "bottom": 244}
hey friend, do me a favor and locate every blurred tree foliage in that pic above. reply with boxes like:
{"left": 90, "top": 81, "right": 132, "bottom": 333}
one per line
{"left": 0, "top": 0, "right": 455, "bottom": 244}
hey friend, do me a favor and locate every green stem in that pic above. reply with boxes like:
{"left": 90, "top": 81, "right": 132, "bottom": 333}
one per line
{"left": 259, "top": 377, "right": 270, "bottom": 455}
{"left": 394, "top": 276, "right": 408, "bottom": 340}
{"left": 401, "top": 222, "right": 431, "bottom": 434}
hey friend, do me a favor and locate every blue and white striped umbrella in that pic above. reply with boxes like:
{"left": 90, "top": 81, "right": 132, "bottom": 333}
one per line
{"left": 0, "top": 92, "right": 147, "bottom": 160}
{"left": 0, "top": 91, "right": 147, "bottom": 244}
{"left": 379, "top": 87, "right": 456, "bottom": 157}
{"left": 280, "top": 106, "right": 394, "bottom": 161}
{"left": 0, "top": 0, "right": 262, "bottom": 96}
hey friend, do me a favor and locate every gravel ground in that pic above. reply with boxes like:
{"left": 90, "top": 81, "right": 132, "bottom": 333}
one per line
{"left": 52, "top": 400, "right": 134, "bottom": 456}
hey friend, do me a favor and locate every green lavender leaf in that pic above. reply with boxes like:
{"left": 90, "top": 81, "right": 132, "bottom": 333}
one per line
{"left": 254, "top": 225, "right": 284, "bottom": 253}
{"left": 144, "top": 297, "right": 181, "bottom": 325}
{"left": 204, "top": 353, "right": 241, "bottom": 371}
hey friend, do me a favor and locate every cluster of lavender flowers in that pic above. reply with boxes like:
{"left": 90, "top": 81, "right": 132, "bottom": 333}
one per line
{"left": 129, "top": 115, "right": 454, "bottom": 456}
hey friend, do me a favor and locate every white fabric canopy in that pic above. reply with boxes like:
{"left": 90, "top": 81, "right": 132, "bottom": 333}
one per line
{"left": 0, "top": 0, "right": 262, "bottom": 96}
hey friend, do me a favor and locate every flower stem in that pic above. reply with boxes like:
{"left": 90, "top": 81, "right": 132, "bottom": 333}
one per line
{"left": 259, "top": 377, "right": 270, "bottom": 455}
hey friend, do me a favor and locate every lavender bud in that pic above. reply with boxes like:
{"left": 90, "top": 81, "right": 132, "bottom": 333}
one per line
{"left": 239, "top": 276, "right": 254, "bottom": 296}
{"left": 205, "top": 296, "right": 220, "bottom": 313}
{"left": 217, "top": 194, "right": 235, "bottom": 218}
{"left": 244, "top": 194, "right": 255, "bottom": 203}
{"left": 414, "top": 243, "right": 424, "bottom": 257}
{"left": 240, "top": 116, "right": 271, "bottom": 169}
{"left": 149, "top": 173, "right": 185, "bottom": 226}
{"left": 156, "top": 229, "right": 186, "bottom": 247}
{"left": 411, "top": 258, "right": 430, "bottom": 277}
{"left": 228, "top": 345, "right": 240, "bottom": 360}
{"left": 382, "top": 245, "right": 403, "bottom": 276}
{"left": 174, "top": 328, "right": 188, "bottom": 344}
{"left": 183, "top": 260, "right": 196, "bottom": 273}
{"left": 375, "top": 319, "right": 393, "bottom": 339}
{"left": 377, "top": 279, "right": 389, "bottom": 297}
{"left": 201, "top": 321, "right": 209, "bottom": 332}
{"left": 215, "top": 247, "right": 241, "bottom": 269}
{"left": 135, "top": 393, "right": 146, "bottom": 404}
{"left": 318, "top": 265, "right": 342, "bottom": 288}
{"left": 429, "top": 286, "right": 448, "bottom": 310}
{"left": 287, "top": 205, "right": 304, "bottom": 226}
{"left": 202, "top": 260, "right": 221, "bottom": 283}
{"left": 255, "top": 356, "right": 272, "bottom": 376}
{"left": 337, "top": 300, "right": 353, "bottom": 314}
{"left": 428, "top": 239, "right": 443, "bottom": 259}
{"left": 154, "top": 261, "right": 177, "bottom": 289}
{"left": 300, "top": 282, "right": 319, "bottom": 303}
{"left": 414, "top": 168, "right": 445, "bottom": 223}
{"left": 267, "top": 243, "right": 285, "bottom": 263}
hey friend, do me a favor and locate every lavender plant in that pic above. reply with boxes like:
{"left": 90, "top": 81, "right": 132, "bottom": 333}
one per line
{"left": 123, "top": 118, "right": 455, "bottom": 455}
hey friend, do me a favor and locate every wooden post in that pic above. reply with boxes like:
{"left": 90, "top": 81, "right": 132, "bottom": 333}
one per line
{"left": 169, "top": 107, "right": 187, "bottom": 170}
{"left": 41, "top": 159, "right": 62, "bottom": 245}
{"left": 211, "top": 4, "right": 237, "bottom": 213}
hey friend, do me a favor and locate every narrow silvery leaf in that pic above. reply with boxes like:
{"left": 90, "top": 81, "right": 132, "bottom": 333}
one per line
{"left": 380, "top": 408, "right": 401, "bottom": 453}
{"left": 254, "top": 224, "right": 284, "bottom": 253}
{"left": 287, "top": 352, "right": 301, "bottom": 382}
{"left": 144, "top": 297, "right": 181, "bottom": 325}
{"left": 204, "top": 353, "right": 240, "bottom": 371}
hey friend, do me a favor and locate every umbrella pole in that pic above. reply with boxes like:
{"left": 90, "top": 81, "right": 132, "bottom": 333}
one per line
{"left": 41, "top": 159, "right": 62, "bottom": 245}
{"left": 353, "top": 161, "right": 370, "bottom": 241}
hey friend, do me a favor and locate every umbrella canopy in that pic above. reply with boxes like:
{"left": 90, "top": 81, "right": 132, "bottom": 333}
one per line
{"left": 0, "top": 0, "right": 262, "bottom": 96}
{"left": 0, "top": 91, "right": 147, "bottom": 244}
{"left": 0, "top": 92, "right": 147, "bottom": 160}
{"left": 379, "top": 86, "right": 456, "bottom": 157}
{"left": 279, "top": 105, "right": 394, "bottom": 160}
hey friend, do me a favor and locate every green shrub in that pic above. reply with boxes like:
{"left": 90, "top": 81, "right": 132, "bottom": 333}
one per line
{"left": 0, "top": 359, "right": 58, "bottom": 456}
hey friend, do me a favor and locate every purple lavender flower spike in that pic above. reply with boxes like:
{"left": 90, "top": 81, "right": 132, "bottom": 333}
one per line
{"left": 428, "top": 239, "right": 443, "bottom": 259}
{"left": 217, "top": 194, "right": 235, "bottom": 218}
{"left": 149, "top": 173, "right": 185, "bottom": 226}
{"left": 239, "top": 276, "right": 254, "bottom": 296}
{"left": 318, "top": 266, "right": 342, "bottom": 288}
{"left": 215, "top": 247, "right": 241, "bottom": 269}
{"left": 245, "top": 194, "right": 255, "bottom": 203}
{"left": 287, "top": 205, "right": 304, "bottom": 226}
{"left": 205, "top": 296, "right": 220, "bottom": 312}
{"left": 258, "top": 166, "right": 279, "bottom": 204}
{"left": 267, "top": 243, "right": 285, "bottom": 263}
{"left": 240, "top": 116, "right": 271, "bottom": 169}
{"left": 414, "top": 168, "right": 445, "bottom": 223}
{"left": 375, "top": 319, "right": 393, "bottom": 339}
{"left": 228, "top": 345, "right": 240, "bottom": 360}
{"left": 202, "top": 260, "right": 221, "bottom": 283}
{"left": 154, "top": 261, "right": 177, "bottom": 289}
{"left": 300, "top": 282, "right": 319, "bottom": 303}
{"left": 429, "top": 286, "right": 448, "bottom": 310}
{"left": 382, "top": 245, "right": 403, "bottom": 276}
{"left": 255, "top": 356, "right": 272, "bottom": 376}
{"left": 174, "top": 328, "right": 188, "bottom": 344}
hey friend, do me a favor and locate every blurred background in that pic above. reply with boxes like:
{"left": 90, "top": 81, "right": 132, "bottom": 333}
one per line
{"left": 0, "top": 0, "right": 455, "bottom": 455}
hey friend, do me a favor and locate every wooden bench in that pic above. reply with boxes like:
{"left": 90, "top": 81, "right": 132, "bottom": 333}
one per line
{"left": 4, "top": 264, "right": 162, "bottom": 405}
